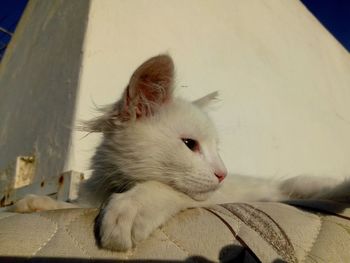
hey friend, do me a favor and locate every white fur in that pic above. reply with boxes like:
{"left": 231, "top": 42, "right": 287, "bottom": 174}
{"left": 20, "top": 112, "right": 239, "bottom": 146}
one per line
{"left": 98, "top": 181, "right": 197, "bottom": 250}
{"left": 13, "top": 55, "right": 349, "bottom": 252}
{"left": 11, "top": 194, "right": 77, "bottom": 212}
{"left": 108, "top": 98, "right": 226, "bottom": 200}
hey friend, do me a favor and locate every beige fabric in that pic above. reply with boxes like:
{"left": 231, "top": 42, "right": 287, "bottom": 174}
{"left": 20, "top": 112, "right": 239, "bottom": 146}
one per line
{"left": 0, "top": 201, "right": 349, "bottom": 262}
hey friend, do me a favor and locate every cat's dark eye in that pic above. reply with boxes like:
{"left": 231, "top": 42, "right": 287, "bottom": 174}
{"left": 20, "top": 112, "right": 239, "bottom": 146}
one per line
{"left": 182, "top": 138, "right": 199, "bottom": 152}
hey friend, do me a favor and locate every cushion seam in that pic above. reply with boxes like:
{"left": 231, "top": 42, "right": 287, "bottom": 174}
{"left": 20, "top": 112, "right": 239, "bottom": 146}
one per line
{"left": 32, "top": 213, "right": 59, "bottom": 256}
{"left": 63, "top": 209, "right": 92, "bottom": 258}
{"left": 159, "top": 228, "right": 190, "bottom": 256}
{"left": 298, "top": 214, "right": 322, "bottom": 263}
{"left": 0, "top": 213, "right": 18, "bottom": 222}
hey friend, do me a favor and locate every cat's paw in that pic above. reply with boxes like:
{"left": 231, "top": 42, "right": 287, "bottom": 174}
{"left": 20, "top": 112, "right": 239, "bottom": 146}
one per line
{"left": 95, "top": 194, "right": 155, "bottom": 251}
{"left": 11, "top": 194, "right": 77, "bottom": 213}
{"left": 94, "top": 181, "right": 191, "bottom": 251}
{"left": 12, "top": 194, "right": 59, "bottom": 213}
{"left": 97, "top": 197, "right": 136, "bottom": 250}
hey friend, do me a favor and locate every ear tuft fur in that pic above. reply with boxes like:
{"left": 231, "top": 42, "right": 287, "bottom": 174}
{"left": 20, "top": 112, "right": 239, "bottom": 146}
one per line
{"left": 79, "top": 54, "right": 175, "bottom": 133}
{"left": 193, "top": 91, "right": 219, "bottom": 108}
{"left": 77, "top": 104, "right": 116, "bottom": 133}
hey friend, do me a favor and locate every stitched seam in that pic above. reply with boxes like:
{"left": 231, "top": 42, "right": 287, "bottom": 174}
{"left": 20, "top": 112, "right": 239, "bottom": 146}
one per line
{"left": 204, "top": 208, "right": 238, "bottom": 238}
{"left": 303, "top": 215, "right": 348, "bottom": 263}
{"left": 64, "top": 209, "right": 132, "bottom": 260}
{"left": 304, "top": 217, "right": 343, "bottom": 263}
{"left": 0, "top": 213, "right": 17, "bottom": 221}
{"left": 240, "top": 203, "right": 295, "bottom": 249}
{"left": 32, "top": 213, "right": 59, "bottom": 256}
{"left": 218, "top": 203, "right": 298, "bottom": 263}
{"left": 63, "top": 209, "right": 92, "bottom": 258}
{"left": 159, "top": 228, "right": 190, "bottom": 256}
{"left": 204, "top": 208, "right": 262, "bottom": 263}
{"left": 299, "top": 214, "right": 323, "bottom": 263}
{"left": 126, "top": 242, "right": 139, "bottom": 259}
{"left": 324, "top": 217, "right": 350, "bottom": 233}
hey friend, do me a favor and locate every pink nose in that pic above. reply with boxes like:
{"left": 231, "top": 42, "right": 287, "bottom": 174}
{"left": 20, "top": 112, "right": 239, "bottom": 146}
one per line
{"left": 215, "top": 171, "right": 227, "bottom": 182}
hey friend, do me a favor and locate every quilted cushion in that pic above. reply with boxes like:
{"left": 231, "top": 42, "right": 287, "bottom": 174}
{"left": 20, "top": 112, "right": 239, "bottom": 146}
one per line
{"left": 0, "top": 201, "right": 350, "bottom": 262}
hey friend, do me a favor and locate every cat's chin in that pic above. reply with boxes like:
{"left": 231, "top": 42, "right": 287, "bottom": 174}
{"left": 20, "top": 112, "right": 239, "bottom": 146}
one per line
{"left": 187, "top": 189, "right": 217, "bottom": 201}
{"left": 172, "top": 182, "right": 221, "bottom": 201}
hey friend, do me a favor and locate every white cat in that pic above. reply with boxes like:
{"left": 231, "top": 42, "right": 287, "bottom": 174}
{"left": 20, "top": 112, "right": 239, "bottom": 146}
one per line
{"left": 14, "top": 54, "right": 350, "bottom": 251}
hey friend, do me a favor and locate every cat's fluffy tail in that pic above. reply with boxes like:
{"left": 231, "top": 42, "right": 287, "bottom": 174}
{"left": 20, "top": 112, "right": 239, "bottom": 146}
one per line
{"left": 316, "top": 178, "right": 350, "bottom": 202}
{"left": 280, "top": 175, "right": 350, "bottom": 202}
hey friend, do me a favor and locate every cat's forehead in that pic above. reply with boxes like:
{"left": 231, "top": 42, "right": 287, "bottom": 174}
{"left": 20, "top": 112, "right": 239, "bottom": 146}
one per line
{"left": 157, "top": 98, "right": 218, "bottom": 141}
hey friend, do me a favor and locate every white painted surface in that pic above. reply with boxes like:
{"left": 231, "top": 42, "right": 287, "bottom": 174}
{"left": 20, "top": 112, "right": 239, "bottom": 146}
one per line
{"left": 67, "top": 0, "right": 350, "bottom": 179}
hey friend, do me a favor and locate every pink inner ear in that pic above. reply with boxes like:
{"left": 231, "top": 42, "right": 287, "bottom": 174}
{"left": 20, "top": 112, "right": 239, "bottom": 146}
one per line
{"left": 134, "top": 79, "right": 171, "bottom": 118}
{"left": 120, "top": 77, "right": 171, "bottom": 120}
{"left": 140, "top": 75, "right": 166, "bottom": 102}
{"left": 120, "top": 55, "right": 174, "bottom": 120}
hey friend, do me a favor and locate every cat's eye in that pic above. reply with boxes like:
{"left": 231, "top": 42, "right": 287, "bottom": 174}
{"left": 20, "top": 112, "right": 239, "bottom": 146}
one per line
{"left": 182, "top": 138, "right": 199, "bottom": 152}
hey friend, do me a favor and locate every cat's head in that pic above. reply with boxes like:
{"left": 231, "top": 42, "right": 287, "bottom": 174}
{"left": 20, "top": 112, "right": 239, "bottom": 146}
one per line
{"left": 87, "top": 55, "right": 227, "bottom": 201}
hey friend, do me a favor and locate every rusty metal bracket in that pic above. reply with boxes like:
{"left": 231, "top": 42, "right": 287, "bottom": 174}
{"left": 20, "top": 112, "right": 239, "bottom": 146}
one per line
{"left": 0, "top": 170, "right": 84, "bottom": 208}
{"left": 0, "top": 155, "right": 36, "bottom": 191}
{"left": 13, "top": 156, "right": 36, "bottom": 188}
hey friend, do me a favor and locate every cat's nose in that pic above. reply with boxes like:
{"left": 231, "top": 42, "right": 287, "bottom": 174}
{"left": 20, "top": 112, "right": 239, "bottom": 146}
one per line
{"left": 215, "top": 171, "right": 227, "bottom": 182}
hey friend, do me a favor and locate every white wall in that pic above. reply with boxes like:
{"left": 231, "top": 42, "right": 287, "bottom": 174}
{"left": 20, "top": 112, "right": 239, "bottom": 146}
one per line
{"left": 68, "top": 0, "right": 350, "bottom": 180}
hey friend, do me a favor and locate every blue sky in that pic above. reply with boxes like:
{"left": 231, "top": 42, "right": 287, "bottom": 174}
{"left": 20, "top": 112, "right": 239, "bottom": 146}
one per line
{"left": 301, "top": 0, "right": 350, "bottom": 52}
{"left": 0, "top": 0, "right": 28, "bottom": 59}
{"left": 0, "top": 0, "right": 349, "bottom": 60}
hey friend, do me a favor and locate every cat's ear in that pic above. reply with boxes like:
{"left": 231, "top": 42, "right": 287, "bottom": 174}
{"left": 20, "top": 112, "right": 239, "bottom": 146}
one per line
{"left": 193, "top": 91, "right": 219, "bottom": 108}
{"left": 118, "top": 54, "right": 174, "bottom": 121}
{"left": 80, "top": 55, "right": 174, "bottom": 133}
